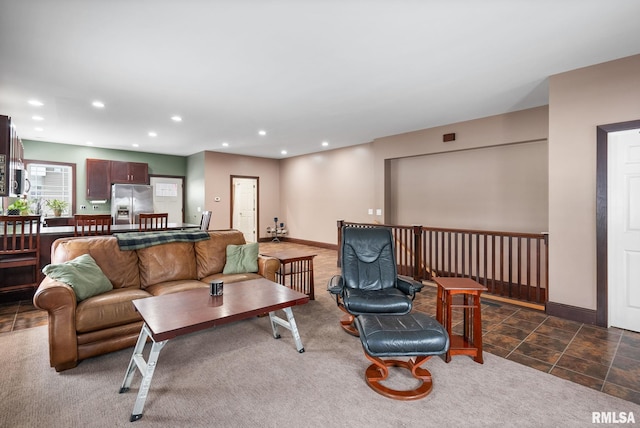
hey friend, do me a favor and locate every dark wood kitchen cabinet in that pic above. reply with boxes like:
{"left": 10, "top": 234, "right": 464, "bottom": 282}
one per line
{"left": 86, "top": 158, "right": 111, "bottom": 200}
{"left": 110, "top": 161, "right": 148, "bottom": 184}
{"left": 86, "top": 159, "right": 149, "bottom": 200}
{"left": 0, "top": 115, "right": 24, "bottom": 197}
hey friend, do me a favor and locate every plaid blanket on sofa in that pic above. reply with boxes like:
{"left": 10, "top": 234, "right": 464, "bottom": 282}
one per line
{"left": 115, "top": 230, "right": 210, "bottom": 251}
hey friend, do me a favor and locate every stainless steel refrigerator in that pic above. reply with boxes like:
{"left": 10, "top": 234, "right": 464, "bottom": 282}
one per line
{"left": 111, "top": 184, "right": 154, "bottom": 225}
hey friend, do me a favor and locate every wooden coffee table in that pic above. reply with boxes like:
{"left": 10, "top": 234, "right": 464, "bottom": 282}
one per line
{"left": 119, "top": 278, "right": 309, "bottom": 422}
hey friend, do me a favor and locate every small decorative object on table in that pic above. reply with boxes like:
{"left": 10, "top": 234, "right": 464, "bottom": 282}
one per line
{"left": 209, "top": 280, "right": 223, "bottom": 296}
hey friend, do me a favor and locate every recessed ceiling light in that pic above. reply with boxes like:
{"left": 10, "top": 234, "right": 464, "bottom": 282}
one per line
{"left": 32, "top": 115, "right": 44, "bottom": 121}
{"left": 86, "top": 141, "right": 94, "bottom": 145}
{"left": 34, "top": 127, "right": 44, "bottom": 132}
{"left": 132, "top": 143, "right": 139, "bottom": 148}
{"left": 281, "top": 150, "right": 287, "bottom": 155}
{"left": 28, "top": 99, "right": 44, "bottom": 107}
{"left": 148, "top": 131, "right": 157, "bottom": 137}
{"left": 92, "top": 101, "right": 105, "bottom": 108}
{"left": 322, "top": 141, "right": 329, "bottom": 147}
{"left": 222, "top": 142, "right": 229, "bottom": 147}
{"left": 171, "top": 115, "right": 182, "bottom": 122}
{"left": 258, "top": 130, "right": 267, "bottom": 136}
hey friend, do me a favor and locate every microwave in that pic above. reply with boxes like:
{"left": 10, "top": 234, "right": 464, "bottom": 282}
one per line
{"left": 11, "top": 169, "right": 30, "bottom": 196}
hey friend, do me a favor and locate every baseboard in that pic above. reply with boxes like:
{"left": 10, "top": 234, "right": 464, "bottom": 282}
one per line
{"left": 546, "top": 301, "right": 598, "bottom": 325}
{"left": 259, "top": 236, "right": 338, "bottom": 251}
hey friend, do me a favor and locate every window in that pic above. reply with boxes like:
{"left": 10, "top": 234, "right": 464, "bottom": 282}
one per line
{"left": 25, "top": 160, "right": 76, "bottom": 217}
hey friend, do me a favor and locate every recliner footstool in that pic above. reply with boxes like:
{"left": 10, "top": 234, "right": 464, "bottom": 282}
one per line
{"left": 354, "top": 312, "right": 450, "bottom": 400}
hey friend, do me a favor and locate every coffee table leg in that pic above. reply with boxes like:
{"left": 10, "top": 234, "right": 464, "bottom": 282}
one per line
{"left": 268, "top": 307, "right": 305, "bottom": 353}
{"left": 120, "top": 324, "right": 150, "bottom": 394}
{"left": 119, "top": 323, "right": 168, "bottom": 422}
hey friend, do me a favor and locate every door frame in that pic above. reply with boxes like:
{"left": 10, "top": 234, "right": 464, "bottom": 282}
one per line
{"left": 596, "top": 119, "right": 640, "bottom": 327}
{"left": 230, "top": 175, "right": 259, "bottom": 239}
{"left": 149, "top": 174, "right": 186, "bottom": 222}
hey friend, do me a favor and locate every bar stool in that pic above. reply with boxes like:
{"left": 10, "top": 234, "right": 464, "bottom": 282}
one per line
{"left": 199, "top": 210, "right": 212, "bottom": 231}
{"left": 139, "top": 213, "right": 168, "bottom": 231}
{"left": 434, "top": 277, "right": 487, "bottom": 364}
{"left": 74, "top": 214, "right": 112, "bottom": 236}
{"left": 0, "top": 215, "right": 42, "bottom": 291}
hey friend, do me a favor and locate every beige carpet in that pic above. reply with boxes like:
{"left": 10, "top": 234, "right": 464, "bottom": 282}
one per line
{"left": 1, "top": 292, "right": 639, "bottom": 428}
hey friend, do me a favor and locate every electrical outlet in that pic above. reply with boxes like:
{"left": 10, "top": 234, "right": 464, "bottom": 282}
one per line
{"left": 93, "top": 205, "right": 99, "bottom": 210}
{"left": 80, "top": 205, "right": 86, "bottom": 210}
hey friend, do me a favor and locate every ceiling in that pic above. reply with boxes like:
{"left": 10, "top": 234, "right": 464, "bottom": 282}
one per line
{"left": 1, "top": 1, "right": 639, "bottom": 159}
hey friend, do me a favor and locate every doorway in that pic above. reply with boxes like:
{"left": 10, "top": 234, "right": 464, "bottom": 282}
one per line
{"left": 150, "top": 176, "right": 184, "bottom": 224}
{"left": 596, "top": 119, "right": 640, "bottom": 330}
{"left": 231, "top": 176, "right": 258, "bottom": 243}
{"left": 607, "top": 128, "right": 640, "bottom": 332}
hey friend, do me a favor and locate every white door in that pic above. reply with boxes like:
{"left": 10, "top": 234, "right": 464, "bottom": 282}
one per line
{"left": 608, "top": 128, "right": 640, "bottom": 332}
{"left": 150, "top": 176, "right": 184, "bottom": 225}
{"left": 232, "top": 177, "right": 257, "bottom": 242}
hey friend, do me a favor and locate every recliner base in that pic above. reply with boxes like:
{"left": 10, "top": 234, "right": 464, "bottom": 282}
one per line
{"left": 340, "top": 313, "right": 359, "bottom": 336}
{"left": 363, "top": 353, "right": 433, "bottom": 401}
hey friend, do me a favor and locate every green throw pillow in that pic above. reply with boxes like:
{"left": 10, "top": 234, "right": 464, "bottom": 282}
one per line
{"left": 42, "top": 254, "right": 113, "bottom": 302}
{"left": 223, "top": 242, "right": 259, "bottom": 274}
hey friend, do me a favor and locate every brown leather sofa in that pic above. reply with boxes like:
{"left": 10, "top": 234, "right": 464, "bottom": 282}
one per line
{"left": 33, "top": 229, "right": 280, "bottom": 372}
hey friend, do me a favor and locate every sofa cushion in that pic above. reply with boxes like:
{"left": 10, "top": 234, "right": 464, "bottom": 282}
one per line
{"left": 144, "top": 279, "right": 210, "bottom": 296}
{"left": 51, "top": 236, "right": 141, "bottom": 289}
{"left": 138, "top": 241, "right": 197, "bottom": 288}
{"left": 43, "top": 254, "right": 113, "bottom": 302}
{"left": 75, "top": 287, "right": 151, "bottom": 333}
{"left": 195, "top": 230, "right": 247, "bottom": 279}
{"left": 223, "top": 242, "right": 259, "bottom": 274}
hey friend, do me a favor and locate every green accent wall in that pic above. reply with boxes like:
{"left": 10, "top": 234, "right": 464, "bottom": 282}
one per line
{"left": 23, "top": 139, "right": 187, "bottom": 214}
{"left": 185, "top": 152, "right": 205, "bottom": 224}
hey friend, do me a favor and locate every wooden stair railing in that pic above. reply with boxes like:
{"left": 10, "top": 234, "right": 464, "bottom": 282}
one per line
{"left": 337, "top": 220, "right": 548, "bottom": 305}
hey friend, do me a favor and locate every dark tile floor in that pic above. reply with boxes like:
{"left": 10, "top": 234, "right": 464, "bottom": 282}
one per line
{"left": 412, "top": 287, "right": 640, "bottom": 405}
{"left": 2, "top": 241, "right": 639, "bottom": 405}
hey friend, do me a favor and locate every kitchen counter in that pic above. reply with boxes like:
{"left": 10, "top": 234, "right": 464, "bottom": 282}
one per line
{"left": 39, "top": 223, "right": 200, "bottom": 270}
{"left": 40, "top": 222, "right": 199, "bottom": 235}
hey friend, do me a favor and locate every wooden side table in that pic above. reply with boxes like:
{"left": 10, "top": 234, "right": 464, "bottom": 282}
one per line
{"left": 260, "top": 250, "right": 317, "bottom": 300}
{"left": 434, "top": 277, "right": 488, "bottom": 364}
